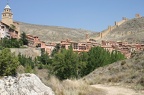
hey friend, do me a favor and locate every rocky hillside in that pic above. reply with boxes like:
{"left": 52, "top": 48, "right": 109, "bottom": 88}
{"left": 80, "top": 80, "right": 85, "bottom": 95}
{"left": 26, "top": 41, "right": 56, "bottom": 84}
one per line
{"left": 102, "top": 17, "right": 144, "bottom": 43}
{"left": 19, "top": 22, "right": 98, "bottom": 43}
{"left": 83, "top": 51, "right": 144, "bottom": 90}
{"left": 0, "top": 73, "right": 54, "bottom": 95}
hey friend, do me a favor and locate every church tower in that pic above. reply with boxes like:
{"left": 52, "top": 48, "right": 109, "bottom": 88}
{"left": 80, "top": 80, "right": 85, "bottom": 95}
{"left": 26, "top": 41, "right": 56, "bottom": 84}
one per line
{"left": 1, "top": 4, "right": 13, "bottom": 26}
{"left": 0, "top": 3, "right": 20, "bottom": 39}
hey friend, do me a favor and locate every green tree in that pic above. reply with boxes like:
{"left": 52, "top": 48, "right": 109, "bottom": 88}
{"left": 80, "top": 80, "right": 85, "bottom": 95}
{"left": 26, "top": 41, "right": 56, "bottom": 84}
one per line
{"left": 86, "top": 47, "right": 103, "bottom": 74}
{"left": 78, "top": 52, "right": 89, "bottom": 76}
{"left": 50, "top": 46, "right": 125, "bottom": 79}
{"left": 86, "top": 47, "right": 125, "bottom": 75}
{"left": 38, "top": 49, "right": 52, "bottom": 65}
{"left": 0, "top": 48, "right": 19, "bottom": 76}
{"left": 18, "top": 53, "right": 35, "bottom": 69}
{"left": 0, "top": 38, "right": 22, "bottom": 48}
{"left": 20, "top": 32, "right": 28, "bottom": 45}
{"left": 51, "top": 43, "right": 60, "bottom": 57}
{"left": 51, "top": 48, "right": 80, "bottom": 80}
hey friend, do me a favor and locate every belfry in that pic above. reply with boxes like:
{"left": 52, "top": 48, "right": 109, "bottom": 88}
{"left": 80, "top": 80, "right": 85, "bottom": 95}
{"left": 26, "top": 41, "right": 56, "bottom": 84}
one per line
{"left": 2, "top": 4, "right": 13, "bottom": 26}
{"left": 0, "top": 3, "right": 20, "bottom": 39}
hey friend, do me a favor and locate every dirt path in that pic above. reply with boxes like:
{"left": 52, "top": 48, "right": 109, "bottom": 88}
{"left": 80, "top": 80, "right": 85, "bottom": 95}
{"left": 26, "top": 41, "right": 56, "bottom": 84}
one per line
{"left": 92, "top": 84, "right": 144, "bottom": 95}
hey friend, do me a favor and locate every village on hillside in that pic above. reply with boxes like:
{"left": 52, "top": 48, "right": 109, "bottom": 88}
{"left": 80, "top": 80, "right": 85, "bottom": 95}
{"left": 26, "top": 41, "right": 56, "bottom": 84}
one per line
{"left": 0, "top": 4, "right": 144, "bottom": 59}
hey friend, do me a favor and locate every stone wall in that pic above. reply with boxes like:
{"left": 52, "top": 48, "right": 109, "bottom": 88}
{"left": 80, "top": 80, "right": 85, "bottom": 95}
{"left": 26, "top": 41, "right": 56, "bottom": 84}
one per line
{"left": 10, "top": 47, "right": 41, "bottom": 58}
{"left": 95, "top": 17, "right": 128, "bottom": 40}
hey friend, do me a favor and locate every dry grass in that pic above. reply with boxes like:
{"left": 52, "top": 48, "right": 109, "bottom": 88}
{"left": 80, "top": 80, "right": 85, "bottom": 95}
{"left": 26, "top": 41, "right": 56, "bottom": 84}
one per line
{"left": 19, "top": 22, "right": 97, "bottom": 43}
{"left": 31, "top": 64, "right": 106, "bottom": 95}
{"left": 83, "top": 51, "right": 144, "bottom": 91}
{"left": 34, "top": 68, "right": 105, "bottom": 95}
{"left": 47, "top": 76, "right": 106, "bottom": 95}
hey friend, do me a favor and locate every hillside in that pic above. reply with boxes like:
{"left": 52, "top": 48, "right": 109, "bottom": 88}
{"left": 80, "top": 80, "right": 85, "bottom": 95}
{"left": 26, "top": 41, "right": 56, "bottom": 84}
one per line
{"left": 101, "top": 17, "right": 144, "bottom": 43}
{"left": 83, "top": 51, "right": 144, "bottom": 90}
{"left": 19, "top": 22, "right": 98, "bottom": 43}
{"left": 19, "top": 18, "right": 144, "bottom": 43}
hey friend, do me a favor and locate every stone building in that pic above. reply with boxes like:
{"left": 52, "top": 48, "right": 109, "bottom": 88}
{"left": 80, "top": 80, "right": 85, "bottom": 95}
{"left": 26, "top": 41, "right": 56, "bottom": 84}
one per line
{"left": 0, "top": 4, "right": 20, "bottom": 39}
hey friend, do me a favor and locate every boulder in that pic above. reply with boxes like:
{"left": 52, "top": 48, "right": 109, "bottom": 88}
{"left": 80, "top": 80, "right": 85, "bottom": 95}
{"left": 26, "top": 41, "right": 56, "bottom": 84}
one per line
{"left": 0, "top": 73, "right": 55, "bottom": 95}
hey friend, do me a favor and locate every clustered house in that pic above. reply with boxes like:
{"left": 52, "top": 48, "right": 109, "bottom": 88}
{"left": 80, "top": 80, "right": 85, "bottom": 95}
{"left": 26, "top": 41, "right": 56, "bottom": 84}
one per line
{"left": 101, "top": 40, "right": 144, "bottom": 58}
{"left": 60, "top": 38, "right": 99, "bottom": 53}
{"left": 60, "top": 39, "right": 144, "bottom": 58}
{"left": 26, "top": 30, "right": 144, "bottom": 58}
{"left": 26, "top": 34, "right": 56, "bottom": 55}
{"left": 0, "top": 4, "right": 20, "bottom": 39}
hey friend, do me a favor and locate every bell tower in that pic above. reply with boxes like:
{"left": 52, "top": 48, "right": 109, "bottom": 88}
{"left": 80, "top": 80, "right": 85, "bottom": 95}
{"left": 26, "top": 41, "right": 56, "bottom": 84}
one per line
{"left": 1, "top": 3, "right": 13, "bottom": 25}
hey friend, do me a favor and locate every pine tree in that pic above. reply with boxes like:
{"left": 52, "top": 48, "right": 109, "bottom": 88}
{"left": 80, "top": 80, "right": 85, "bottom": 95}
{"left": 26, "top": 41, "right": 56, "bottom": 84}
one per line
{"left": 0, "top": 48, "right": 19, "bottom": 76}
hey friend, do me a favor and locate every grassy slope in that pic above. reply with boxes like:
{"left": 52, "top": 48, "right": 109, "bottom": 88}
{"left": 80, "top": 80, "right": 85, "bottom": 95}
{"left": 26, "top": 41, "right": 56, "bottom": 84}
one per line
{"left": 83, "top": 51, "right": 144, "bottom": 90}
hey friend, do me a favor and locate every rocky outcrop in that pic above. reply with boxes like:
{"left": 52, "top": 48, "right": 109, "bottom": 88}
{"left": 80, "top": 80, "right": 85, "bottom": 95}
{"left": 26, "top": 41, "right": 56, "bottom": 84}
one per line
{"left": 0, "top": 73, "right": 55, "bottom": 95}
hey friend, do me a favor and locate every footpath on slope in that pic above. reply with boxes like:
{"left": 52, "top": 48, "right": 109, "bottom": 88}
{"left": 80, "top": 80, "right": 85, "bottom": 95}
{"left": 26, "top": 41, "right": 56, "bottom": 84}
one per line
{"left": 92, "top": 84, "right": 144, "bottom": 95}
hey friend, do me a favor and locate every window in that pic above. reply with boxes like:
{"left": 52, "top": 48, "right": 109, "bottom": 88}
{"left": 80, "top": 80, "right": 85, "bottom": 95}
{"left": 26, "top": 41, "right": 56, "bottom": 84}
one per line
{"left": 79, "top": 46, "right": 86, "bottom": 50}
{"left": 73, "top": 43, "right": 78, "bottom": 49}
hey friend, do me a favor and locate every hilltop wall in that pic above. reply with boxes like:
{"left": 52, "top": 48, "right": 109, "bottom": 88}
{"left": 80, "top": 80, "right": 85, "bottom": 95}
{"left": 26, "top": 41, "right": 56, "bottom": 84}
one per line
{"left": 94, "top": 14, "right": 142, "bottom": 40}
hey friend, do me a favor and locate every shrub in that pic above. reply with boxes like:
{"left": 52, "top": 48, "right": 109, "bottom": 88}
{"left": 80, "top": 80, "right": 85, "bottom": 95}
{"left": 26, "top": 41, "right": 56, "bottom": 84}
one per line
{"left": 0, "top": 48, "right": 19, "bottom": 76}
{"left": 38, "top": 63, "right": 44, "bottom": 69}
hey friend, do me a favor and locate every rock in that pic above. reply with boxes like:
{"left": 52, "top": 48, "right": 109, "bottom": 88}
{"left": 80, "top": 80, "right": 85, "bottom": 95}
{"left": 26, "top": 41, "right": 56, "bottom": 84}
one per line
{"left": 0, "top": 73, "right": 55, "bottom": 95}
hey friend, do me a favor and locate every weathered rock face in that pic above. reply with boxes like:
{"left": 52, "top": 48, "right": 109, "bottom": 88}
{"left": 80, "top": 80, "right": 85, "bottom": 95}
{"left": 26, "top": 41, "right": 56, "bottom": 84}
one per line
{"left": 0, "top": 73, "right": 55, "bottom": 95}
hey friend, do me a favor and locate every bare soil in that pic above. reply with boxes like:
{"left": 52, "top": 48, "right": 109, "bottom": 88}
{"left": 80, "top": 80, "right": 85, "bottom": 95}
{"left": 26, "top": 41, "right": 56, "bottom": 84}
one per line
{"left": 92, "top": 84, "right": 144, "bottom": 95}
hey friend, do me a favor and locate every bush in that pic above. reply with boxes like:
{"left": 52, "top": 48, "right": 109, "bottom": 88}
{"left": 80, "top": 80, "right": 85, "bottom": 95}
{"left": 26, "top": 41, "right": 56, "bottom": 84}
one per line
{"left": 0, "top": 48, "right": 19, "bottom": 76}
{"left": 25, "top": 65, "right": 33, "bottom": 73}
{"left": 38, "top": 63, "right": 44, "bottom": 69}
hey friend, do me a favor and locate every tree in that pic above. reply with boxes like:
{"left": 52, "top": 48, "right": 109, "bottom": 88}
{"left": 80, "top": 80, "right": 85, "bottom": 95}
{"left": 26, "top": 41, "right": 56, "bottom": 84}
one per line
{"left": 50, "top": 46, "right": 125, "bottom": 80}
{"left": 18, "top": 53, "right": 35, "bottom": 69}
{"left": 86, "top": 47, "right": 104, "bottom": 74}
{"left": 20, "top": 32, "right": 28, "bottom": 45}
{"left": 0, "top": 38, "right": 22, "bottom": 48}
{"left": 78, "top": 52, "right": 89, "bottom": 76}
{"left": 51, "top": 48, "right": 80, "bottom": 80}
{"left": 51, "top": 43, "right": 60, "bottom": 57}
{"left": 0, "top": 48, "right": 19, "bottom": 76}
{"left": 37, "top": 49, "right": 52, "bottom": 65}
{"left": 85, "top": 47, "right": 125, "bottom": 75}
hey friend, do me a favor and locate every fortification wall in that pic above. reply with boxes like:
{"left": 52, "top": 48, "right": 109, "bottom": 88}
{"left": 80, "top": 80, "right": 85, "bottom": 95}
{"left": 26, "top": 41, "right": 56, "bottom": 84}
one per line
{"left": 115, "top": 18, "right": 128, "bottom": 26}
{"left": 95, "top": 17, "right": 128, "bottom": 40}
{"left": 102, "top": 25, "right": 117, "bottom": 38}
{"left": 94, "top": 32, "right": 102, "bottom": 40}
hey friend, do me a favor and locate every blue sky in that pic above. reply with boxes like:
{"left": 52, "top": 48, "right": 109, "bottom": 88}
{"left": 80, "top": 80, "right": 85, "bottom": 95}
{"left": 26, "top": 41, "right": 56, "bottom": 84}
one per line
{"left": 0, "top": 0, "right": 143, "bottom": 32}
